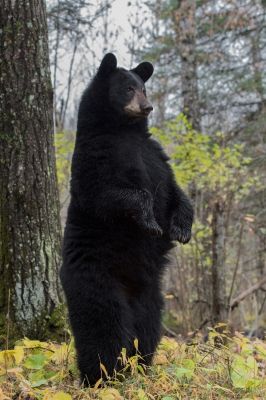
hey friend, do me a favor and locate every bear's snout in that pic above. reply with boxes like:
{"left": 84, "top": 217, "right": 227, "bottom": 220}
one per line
{"left": 140, "top": 102, "right": 153, "bottom": 115}
{"left": 125, "top": 90, "right": 153, "bottom": 117}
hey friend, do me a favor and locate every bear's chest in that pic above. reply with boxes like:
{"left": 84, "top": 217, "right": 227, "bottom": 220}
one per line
{"left": 114, "top": 136, "right": 169, "bottom": 183}
{"left": 141, "top": 139, "right": 170, "bottom": 188}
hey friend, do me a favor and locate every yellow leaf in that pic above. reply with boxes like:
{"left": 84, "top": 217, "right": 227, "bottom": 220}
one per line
{"left": 99, "top": 388, "right": 123, "bottom": 400}
{"left": 94, "top": 377, "right": 103, "bottom": 389}
{"left": 52, "top": 392, "right": 72, "bottom": 400}
{"left": 22, "top": 338, "right": 43, "bottom": 348}
{"left": 42, "top": 389, "right": 54, "bottom": 400}
{"left": 13, "top": 346, "right": 24, "bottom": 364}
{"left": 137, "top": 388, "right": 148, "bottom": 400}
{"left": 100, "top": 362, "right": 109, "bottom": 378}
{"left": 52, "top": 343, "right": 69, "bottom": 365}
{"left": 0, "top": 350, "right": 18, "bottom": 368}
{"left": 153, "top": 353, "right": 168, "bottom": 365}
{"left": 134, "top": 338, "right": 139, "bottom": 351}
{"left": 0, "top": 387, "right": 10, "bottom": 400}
{"left": 120, "top": 347, "right": 127, "bottom": 365}
{"left": 22, "top": 338, "right": 50, "bottom": 349}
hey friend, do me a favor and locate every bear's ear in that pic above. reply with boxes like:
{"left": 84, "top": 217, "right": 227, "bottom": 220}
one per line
{"left": 131, "top": 62, "right": 154, "bottom": 82}
{"left": 97, "top": 53, "right": 117, "bottom": 77}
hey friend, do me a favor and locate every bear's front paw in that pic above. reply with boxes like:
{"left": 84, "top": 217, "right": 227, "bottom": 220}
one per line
{"left": 170, "top": 224, "right": 191, "bottom": 244}
{"left": 142, "top": 217, "right": 163, "bottom": 237}
{"left": 133, "top": 214, "right": 163, "bottom": 237}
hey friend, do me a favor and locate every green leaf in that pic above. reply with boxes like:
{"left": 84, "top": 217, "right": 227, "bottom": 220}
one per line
{"left": 29, "top": 370, "right": 48, "bottom": 387}
{"left": 24, "top": 353, "right": 47, "bottom": 370}
{"left": 162, "top": 397, "right": 175, "bottom": 400}
{"left": 137, "top": 388, "right": 148, "bottom": 400}
{"left": 231, "top": 355, "right": 258, "bottom": 389}
{"left": 175, "top": 359, "right": 195, "bottom": 381}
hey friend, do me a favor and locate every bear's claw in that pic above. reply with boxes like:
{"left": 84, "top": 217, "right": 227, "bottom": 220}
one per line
{"left": 170, "top": 225, "right": 191, "bottom": 244}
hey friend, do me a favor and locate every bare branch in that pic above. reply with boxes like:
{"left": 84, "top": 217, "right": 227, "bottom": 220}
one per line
{"left": 230, "top": 276, "right": 266, "bottom": 310}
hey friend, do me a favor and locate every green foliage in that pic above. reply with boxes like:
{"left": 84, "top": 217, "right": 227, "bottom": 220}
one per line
{"left": 24, "top": 353, "right": 48, "bottom": 370}
{"left": 239, "top": 74, "right": 263, "bottom": 93}
{"left": 55, "top": 131, "right": 75, "bottom": 195}
{"left": 151, "top": 114, "right": 255, "bottom": 198}
{"left": 151, "top": 114, "right": 258, "bottom": 283}
{"left": 0, "top": 333, "right": 265, "bottom": 399}
{"left": 152, "top": 115, "right": 261, "bottom": 329}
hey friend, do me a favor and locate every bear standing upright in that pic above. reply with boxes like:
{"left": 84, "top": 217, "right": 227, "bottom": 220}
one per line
{"left": 60, "top": 53, "right": 193, "bottom": 386}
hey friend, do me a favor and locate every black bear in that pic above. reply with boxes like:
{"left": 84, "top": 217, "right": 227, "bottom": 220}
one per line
{"left": 60, "top": 53, "right": 193, "bottom": 386}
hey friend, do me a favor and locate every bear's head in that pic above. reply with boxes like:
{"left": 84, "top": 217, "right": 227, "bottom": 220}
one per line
{"left": 96, "top": 53, "right": 154, "bottom": 119}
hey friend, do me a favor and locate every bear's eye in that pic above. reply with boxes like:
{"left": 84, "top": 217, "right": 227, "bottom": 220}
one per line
{"left": 142, "top": 87, "right": 146, "bottom": 96}
{"left": 127, "top": 86, "right": 134, "bottom": 92}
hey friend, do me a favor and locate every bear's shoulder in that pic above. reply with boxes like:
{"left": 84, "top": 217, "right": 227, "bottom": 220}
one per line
{"left": 147, "top": 137, "right": 170, "bottom": 162}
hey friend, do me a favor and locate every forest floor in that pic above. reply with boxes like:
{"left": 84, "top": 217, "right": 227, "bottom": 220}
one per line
{"left": 0, "top": 328, "right": 265, "bottom": 400}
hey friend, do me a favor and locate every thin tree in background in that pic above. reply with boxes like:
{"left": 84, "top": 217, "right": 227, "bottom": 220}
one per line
{"left": 0, "top": 0, "right": 62, "bottom": 340}
{"left": 211, "top": 200, "right": 227, "bottom": 324}
{"left": 173, "top": 0, "right": 200, "bottom": 131}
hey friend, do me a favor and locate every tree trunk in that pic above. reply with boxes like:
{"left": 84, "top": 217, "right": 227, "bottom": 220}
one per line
{"left": 0, "top": 0, "right": 62, "bottom": 340}
{"left": 173, "top": 0, "right": 200, "bottom": 131}
{"left": 211, "top": 200, "right": 228, "bottom": 324}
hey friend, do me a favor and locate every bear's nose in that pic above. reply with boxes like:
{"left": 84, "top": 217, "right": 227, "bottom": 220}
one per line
{"left": 142, "top": 104, "right": 153, "bottom": 114}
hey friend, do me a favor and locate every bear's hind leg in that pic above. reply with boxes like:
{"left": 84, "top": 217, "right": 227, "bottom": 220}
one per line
{"left": 132, "top": 288, "right": 163, "bottom": 366}
{"left": 61, "top": 268, "right": 135, "bottom": 386}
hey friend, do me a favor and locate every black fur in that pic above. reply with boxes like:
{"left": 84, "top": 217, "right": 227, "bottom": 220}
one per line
{"left": 60, "top": 54, "right": 193, "bottom": 386}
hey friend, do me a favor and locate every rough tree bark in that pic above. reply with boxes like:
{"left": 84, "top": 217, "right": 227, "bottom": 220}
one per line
{"left": 173, "top": 0, "right": 200, "bottom": 131}
{"left": 0, "top": 0, "right": 62, "bottom": 340}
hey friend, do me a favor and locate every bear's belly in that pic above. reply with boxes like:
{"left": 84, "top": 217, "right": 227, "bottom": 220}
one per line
{"left": 63, "top": 220, "right": 172, "bottom": 277}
